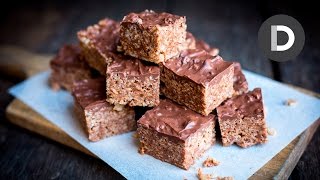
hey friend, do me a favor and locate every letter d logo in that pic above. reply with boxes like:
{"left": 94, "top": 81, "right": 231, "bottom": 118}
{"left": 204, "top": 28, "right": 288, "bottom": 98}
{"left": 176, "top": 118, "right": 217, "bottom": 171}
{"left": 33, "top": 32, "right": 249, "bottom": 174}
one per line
{"left": 258, "top": 15, "right": 305, "bottom": 62}
{"left": 271, "top": 25, "right": 295, "bottom": 51}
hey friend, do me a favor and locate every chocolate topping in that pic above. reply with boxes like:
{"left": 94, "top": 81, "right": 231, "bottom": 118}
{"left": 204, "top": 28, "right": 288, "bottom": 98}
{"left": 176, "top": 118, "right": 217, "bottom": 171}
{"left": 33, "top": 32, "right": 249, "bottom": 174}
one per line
{"left": 72, "top": 78, "right": 106, "bottom": 108}
{"left": 138, "top": 99, "right": 214, "bottom": 141}
{"left": 185, "top": 32, "right": 196, "bottom": 48}
{"left": 50, "top": 44, "right": 84, "bottom": 68}
{"left": 163, "top": 49, "right": 233, "bottom": 86}
{"left": 122, "top": 10, "right": 185, "bottom": 28}
{"left": 196, "top": 40, "right": 219, "bottom": 56}
{"left": 186, "top": 32, "right": 219, "bottom": 56}
{"left": 217, "top": 88, "right": 263, "bottom": 120}
{"left": 107, "top": 54, "right": 160, "bottom": 77}
{"left": 78, "top": 18, "right": 120, "bottom": 54}
{"left": 195, "top": 40, "right": 211, "bottom": 52}
{"left": 233, "top": 62, "right": 248, "bottom": 93}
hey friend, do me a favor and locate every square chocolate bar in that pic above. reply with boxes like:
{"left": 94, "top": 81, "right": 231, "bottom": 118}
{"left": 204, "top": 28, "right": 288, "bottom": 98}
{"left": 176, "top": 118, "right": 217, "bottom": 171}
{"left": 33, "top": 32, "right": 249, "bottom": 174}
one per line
{"left": 77, "top": 18, "right": 120, "bottom": 75}
{"left": 106, "top": 54, "right": 160, "bottom": 107}
{"left": 50, "top": 44, "right": 93, "bottom": 91}
{"left": 217, "top": 88, "right": 267, "bottom": 148}
{"left": 120, "top": 10, "right": 187, "bottom": 64}
{"left": 161, "top": 49, "right": 234, "bottom": 115}
{"left": 137, "top": 99, "right": 215, "bottom": 170}
{"left": 72, "top": 78, "right": 136, "bottom": 142}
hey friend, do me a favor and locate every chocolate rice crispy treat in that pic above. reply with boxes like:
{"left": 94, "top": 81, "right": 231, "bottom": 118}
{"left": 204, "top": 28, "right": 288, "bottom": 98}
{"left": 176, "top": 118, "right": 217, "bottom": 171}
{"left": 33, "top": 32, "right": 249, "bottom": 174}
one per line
{"left": 77, "top": 18, "right": 120, "bottom": 75}
{"left": 120, "top": 10, "right": 187, "bottom": 64}
{"left": 137, "top": 99, "right": 216, "bottom": 170}
{"left": 49, "top": 44, "right": 93, "bottom": 91}
{"left": 217, "top": 88, "right": 267, "bottom": 148}
{"left": 232, "top": 62, "right": 248, "bottom": 96}
{"left": 186, "top": 32, "right": 219, "bottom": 56}
{"left": 160, "top": 49, "right": 234, "bottom": 115}
{"left": 72, "top": 78, "right": 136, "bottom": 142}
{"left": 106, "top": 54, "right": 160, "bottom": 107}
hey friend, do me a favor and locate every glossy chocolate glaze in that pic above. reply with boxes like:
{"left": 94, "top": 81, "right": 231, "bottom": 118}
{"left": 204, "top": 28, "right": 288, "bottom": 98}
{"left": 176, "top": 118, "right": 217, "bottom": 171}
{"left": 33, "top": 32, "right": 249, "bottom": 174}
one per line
{"left": 50, "top": 44, "right": 84, "bottom": 68}
{"left": 78, "top": 18, "right": 120, "bottom": 54}
{"left": 107, "top": 54, "right": 160, "bottom": 77}
{"left": 163, "top": 49, "right": 233, "bottom": 86}
{"left": 138, "top": 99, "right": 214, "bottom": 141}
{"left": 122, "top": 10, "right": 185, "bottom": 28}
{"left": 233, "top": 62, "right": 248, "bottom": 93}
{"left": 217, "top": 88, "right": 264, "bottom": 120}
{"left": 72, "top": 78, "right": 106, "bottom": 108}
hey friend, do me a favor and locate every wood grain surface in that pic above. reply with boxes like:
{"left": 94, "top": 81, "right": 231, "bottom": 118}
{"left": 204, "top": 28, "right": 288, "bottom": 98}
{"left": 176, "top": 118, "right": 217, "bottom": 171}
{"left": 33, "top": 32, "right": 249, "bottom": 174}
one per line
{"left": 0, "top": 46, "right": 52, "bottom": 78}
{"left": 0, "top": 0, "right": 319, "bottom": 179}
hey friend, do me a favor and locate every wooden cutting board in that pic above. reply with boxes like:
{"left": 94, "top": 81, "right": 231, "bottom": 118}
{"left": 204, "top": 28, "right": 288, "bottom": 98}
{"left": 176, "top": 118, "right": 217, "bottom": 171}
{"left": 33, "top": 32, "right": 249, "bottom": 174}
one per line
{"left": 1, "top": 45, "right": 319, "bottom": 180}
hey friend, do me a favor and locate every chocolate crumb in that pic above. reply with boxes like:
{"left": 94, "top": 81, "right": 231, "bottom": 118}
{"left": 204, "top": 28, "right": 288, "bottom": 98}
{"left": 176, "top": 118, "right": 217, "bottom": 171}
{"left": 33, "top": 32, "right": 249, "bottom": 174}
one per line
{"left": 216, "top": 177, "right": 234, "bottom": 180}
{"left": 284, "top": 99, "right": 297, "bottom": 106}
{"left": 267, "top": 127, "right": 277, "bottom": 136}
{"left": 203, "top": 157, "right": 220, "bottom": 167}
{"left": 132, "top": 133, "right": 138, "bottom": 139}
{"left": 138, "top": 146, "right": 145, "bottom": 155}
{"left": 50, "top": 81, "right": 61, "bottom": 91}
{"left": 197, "top": 168, "right": 213, "bottom": 180}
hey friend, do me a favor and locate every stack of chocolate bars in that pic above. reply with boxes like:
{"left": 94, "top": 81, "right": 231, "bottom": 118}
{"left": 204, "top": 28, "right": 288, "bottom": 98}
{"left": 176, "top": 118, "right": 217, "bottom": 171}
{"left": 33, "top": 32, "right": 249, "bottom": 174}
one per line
{"left": 49, "top": 10, "right": 268, "bottom": 170}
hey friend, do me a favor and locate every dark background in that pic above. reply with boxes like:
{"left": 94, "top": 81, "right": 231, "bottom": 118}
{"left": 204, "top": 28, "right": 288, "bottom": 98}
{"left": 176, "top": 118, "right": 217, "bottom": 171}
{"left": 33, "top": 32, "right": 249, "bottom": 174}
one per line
{"left": 0, "top": 0, "right": 319, "bottom": 179}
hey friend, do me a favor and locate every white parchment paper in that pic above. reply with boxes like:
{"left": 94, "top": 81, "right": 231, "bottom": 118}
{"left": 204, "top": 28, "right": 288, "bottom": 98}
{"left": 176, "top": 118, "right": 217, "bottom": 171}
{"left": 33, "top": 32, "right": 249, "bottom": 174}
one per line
{"left": 9, "top": 71, "right": 320, "bottom": 180}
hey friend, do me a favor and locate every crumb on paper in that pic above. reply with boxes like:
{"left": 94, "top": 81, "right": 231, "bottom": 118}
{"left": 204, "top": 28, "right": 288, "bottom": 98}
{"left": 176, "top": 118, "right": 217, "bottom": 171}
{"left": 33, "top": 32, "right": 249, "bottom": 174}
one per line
{"left": 203, "top": 157, "right": 220, "bottom": 167}
{"left": 215, "top": 177, "right": 234, "bottom": 180}
{"left": 197, "top": 168, "right": 213, "bottom": 180}
{"left": 138, "top": 146, "right": 145, "bottom": 155}
{"left": 197, "top": 169, "right": 233, "bottom": 180}
{"left": 284, "top": 99, "right": 298, "bottom": 106}
{"left": 132, "top": 133, "right": 138, "bottom": 139}
{"left": 267, "top": 127, "right": 277, "bottom": 136}
{"left": 50, "top": 82, "right": 60, "bottom": 91}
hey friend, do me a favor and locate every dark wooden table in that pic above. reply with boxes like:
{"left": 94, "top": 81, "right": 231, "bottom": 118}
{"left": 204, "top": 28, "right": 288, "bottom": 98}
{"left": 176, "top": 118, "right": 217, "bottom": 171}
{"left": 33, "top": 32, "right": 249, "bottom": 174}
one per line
{"left": 0, "top": 0, "right": 319, "bottom": 179}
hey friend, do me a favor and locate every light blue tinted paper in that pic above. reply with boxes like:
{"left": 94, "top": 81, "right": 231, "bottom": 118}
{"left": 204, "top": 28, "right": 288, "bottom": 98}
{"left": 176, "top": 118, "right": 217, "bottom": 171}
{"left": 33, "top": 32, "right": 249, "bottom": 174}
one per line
{"left": 9, "top": 71, "right": 320, "bottom": 180}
